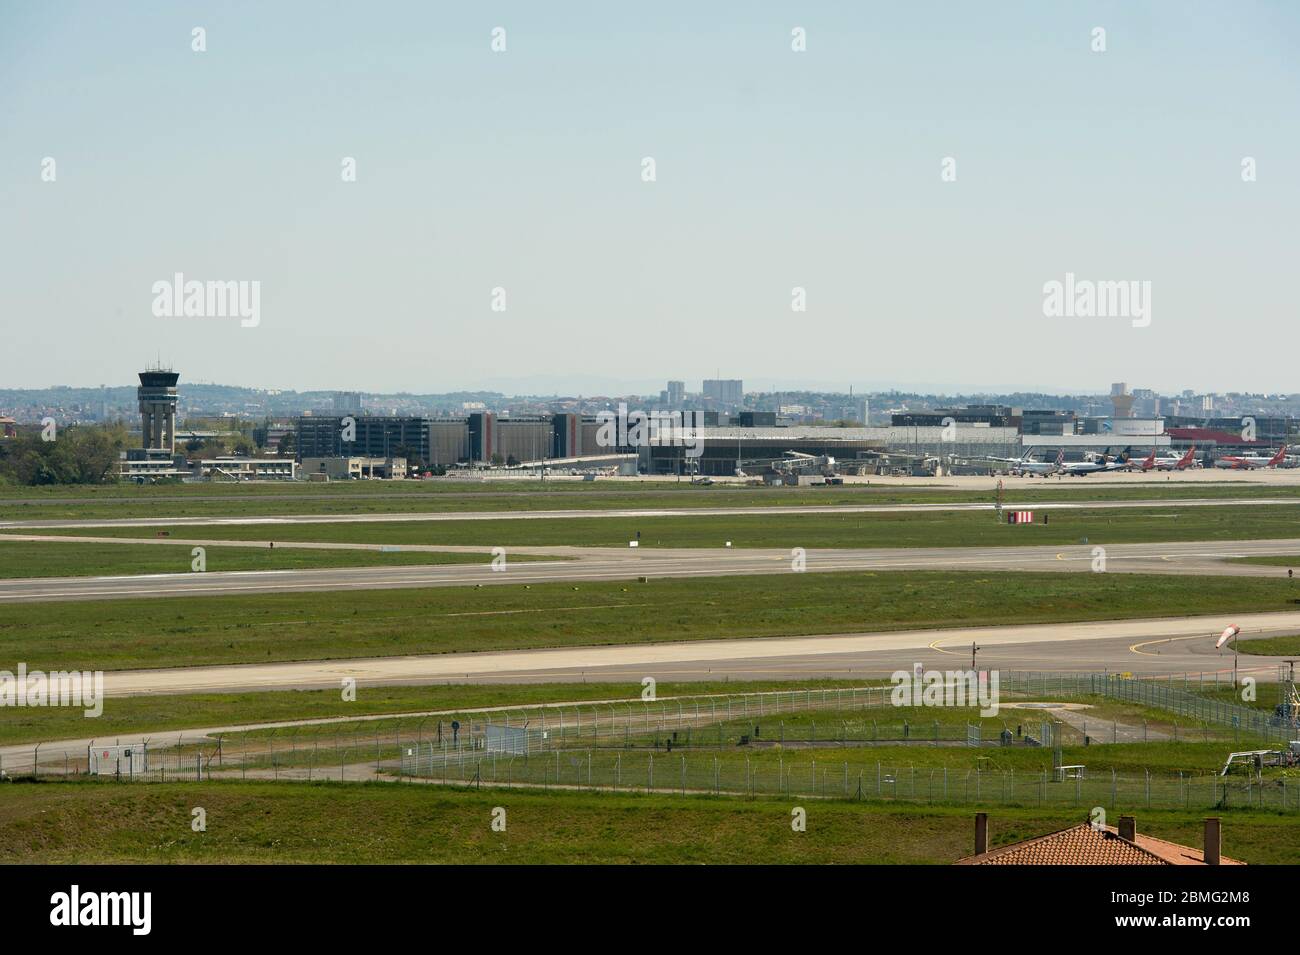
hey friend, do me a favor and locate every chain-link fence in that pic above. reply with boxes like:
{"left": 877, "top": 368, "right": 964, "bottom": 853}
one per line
{"left": 5, "top": 672, "right": 1294, "bottom": 803}
{"left": 999, "top": 671, "right": 1297, "bottom": 745}
{"left": 4, "top": 736, "right": 224, "bottom": 781}
{"left": 396, "top": 747, "right": 1300, "bottom": 813}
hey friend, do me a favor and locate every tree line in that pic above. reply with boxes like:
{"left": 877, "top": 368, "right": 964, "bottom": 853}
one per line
{"left": 0, "top": 424, "right": 128, "bottom": 486}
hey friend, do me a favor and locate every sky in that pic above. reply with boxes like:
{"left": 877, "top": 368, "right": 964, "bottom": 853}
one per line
{"left": 2, "top": 1, "right": 1298, "bottom": 396}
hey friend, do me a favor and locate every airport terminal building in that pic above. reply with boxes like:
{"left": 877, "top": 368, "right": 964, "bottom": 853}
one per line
{"left": 293, "top": 404, "right": 1247, "bottom": 476}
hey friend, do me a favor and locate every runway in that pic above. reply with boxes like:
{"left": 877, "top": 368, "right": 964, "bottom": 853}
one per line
{"left": 2, "top": 537, "right": 1300, "bottom": 603}
{"left": 76, "top": 610, "right": 1300, "bottom": 697}
{"left": 4, "top": 493, "right": 1300, "bottom": 533}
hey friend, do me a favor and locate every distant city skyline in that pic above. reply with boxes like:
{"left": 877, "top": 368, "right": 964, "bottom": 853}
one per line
{"left": 4, "top": 2, "right": 1299, "bottom": 393}
{"left": 7, "top": 375, "right": 1296, "bottom": 402}
{"left": 2, "top": 374, "right": 1290, "bottom": 405}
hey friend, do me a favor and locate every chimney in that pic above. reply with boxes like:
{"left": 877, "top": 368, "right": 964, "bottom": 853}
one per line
{"left": 974, "top": 812, "right": 989, "bottom": 855}
{"left": 1204, "top": 818, "right": 1221, "bottom": 866}
{"left": 1118, "top": 815, "right": 1137, "bottom": 842}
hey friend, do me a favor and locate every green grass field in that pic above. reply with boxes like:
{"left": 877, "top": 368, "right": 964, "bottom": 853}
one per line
{"left": 1, "top": 780, "right": 1294, "bottom": 864}
{"left": 3, "top": 478, "right": 1297, "bottom": 521}
{"left": 608, "top": 713, "right": 1259, "bottom": 776}
{"left": 0, "top": 679, "right": 874, "bottom": 746}
{"left": 1233, "top": 555, "right": 1300, "bottom": 568}
{"left": 27, "top": 501, "right": 1300, "bottom": 550}
{"left": 1190, "top": 681, "right": 1291, "bottom": 712}
{"left": 5, "top": 570, "right": 1300, "bottom": 671}
{"left": 227, "top": 715, "right": 1267, "bottom": 780}
{"left": 0, "top": 658, "right": 1262, "bottom": 746}
{"left": 0, "top": 540, "right": 536, "bottom": 579}
{"left": 1237, "top": 635, "right": 1300, "bottom": 656}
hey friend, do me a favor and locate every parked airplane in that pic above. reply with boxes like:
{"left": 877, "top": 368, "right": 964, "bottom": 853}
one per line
{"left": 1122, "top": 448, "right": 1159, "bottom": 471}
{"left": 1214, "top": 446, "right": 1288, "bottom": 470}
{"left": 1057, "top": 449, "right": 1130, "bottom": 477}
{"left": 983, "top": 450, "right": 1059, "bottom": 476}
{"left": 1160, "top": 446, "right": 1198, "bottom": 470}
{"left": 1125, "top": 446, "right": 1197, "bottom": 471}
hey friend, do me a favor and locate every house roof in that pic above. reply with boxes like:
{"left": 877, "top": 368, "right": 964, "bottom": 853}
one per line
{"left": 955, "top": 823, "right": 1244, "bottom": 866}
{"left": 1129, "top": 830, "right": 1243, "bottom": 866}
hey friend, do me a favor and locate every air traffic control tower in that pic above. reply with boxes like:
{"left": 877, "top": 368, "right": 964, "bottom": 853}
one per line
{"left": 138, "top": 367, "right": 180, "bottom": 452}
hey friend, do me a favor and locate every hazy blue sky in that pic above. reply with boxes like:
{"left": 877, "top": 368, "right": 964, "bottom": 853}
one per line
{"left": 3, "top": 1, "right": 1298, "bottom": 395}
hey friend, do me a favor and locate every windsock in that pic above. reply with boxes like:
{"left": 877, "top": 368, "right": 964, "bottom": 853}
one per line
{"left": 1216, "top": 625, "right": 1241, "bottom": 649}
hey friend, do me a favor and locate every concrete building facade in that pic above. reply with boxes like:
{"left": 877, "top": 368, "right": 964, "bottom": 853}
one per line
{"left": 301, "top": 456, "right": 406, "bottom": 480}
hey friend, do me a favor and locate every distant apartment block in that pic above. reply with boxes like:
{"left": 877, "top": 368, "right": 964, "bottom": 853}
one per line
{"left": 702, "top": 379, "right": 743, "bottom": 405}
{"left": 332, "top": 391, "right": 364, "bottom": 414}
